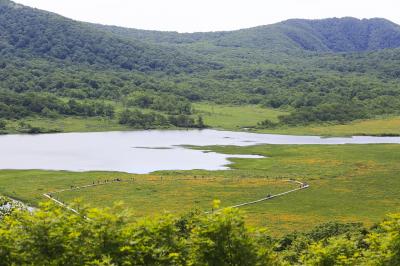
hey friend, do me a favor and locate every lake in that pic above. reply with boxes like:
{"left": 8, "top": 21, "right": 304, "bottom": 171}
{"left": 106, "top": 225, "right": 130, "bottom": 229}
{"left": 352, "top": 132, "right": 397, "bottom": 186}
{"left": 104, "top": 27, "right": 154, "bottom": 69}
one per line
{"left": 0, "top": 129, "right": 399, "bottom": 173}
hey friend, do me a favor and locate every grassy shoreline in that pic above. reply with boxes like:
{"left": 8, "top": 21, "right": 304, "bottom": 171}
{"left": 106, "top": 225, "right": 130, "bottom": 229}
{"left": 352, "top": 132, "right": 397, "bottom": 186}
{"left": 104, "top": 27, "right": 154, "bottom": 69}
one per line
{"left": 1, "top": 103, "right": 400, "bottom": 136}
{"left": 252, "top": 116, "right": 400, "bottom": 136}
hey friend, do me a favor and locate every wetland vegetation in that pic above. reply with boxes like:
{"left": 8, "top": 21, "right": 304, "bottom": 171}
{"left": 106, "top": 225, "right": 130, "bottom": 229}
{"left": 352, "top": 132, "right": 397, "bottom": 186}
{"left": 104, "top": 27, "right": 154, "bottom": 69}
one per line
{"left": 1, "top": 143, "right": 399, "bottom": 235}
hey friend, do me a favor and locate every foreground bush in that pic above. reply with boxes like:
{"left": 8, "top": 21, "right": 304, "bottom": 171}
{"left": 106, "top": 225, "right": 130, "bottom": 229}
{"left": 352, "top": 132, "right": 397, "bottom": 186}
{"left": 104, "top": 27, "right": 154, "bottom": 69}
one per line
{"left": 0, "top": 202, "right": 277, "bottom": 265}
{"left": 0, "top": 199, "right": 398, "bottom": 265}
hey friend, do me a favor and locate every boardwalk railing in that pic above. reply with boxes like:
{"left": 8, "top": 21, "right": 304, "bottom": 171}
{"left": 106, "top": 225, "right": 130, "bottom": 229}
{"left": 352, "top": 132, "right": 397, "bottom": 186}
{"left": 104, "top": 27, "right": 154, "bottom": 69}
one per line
{"left": 43, "top": 178, "right": 309, "bottom": 216}
{"left": 206, "top": 179, "right": 309, "bottom": 213}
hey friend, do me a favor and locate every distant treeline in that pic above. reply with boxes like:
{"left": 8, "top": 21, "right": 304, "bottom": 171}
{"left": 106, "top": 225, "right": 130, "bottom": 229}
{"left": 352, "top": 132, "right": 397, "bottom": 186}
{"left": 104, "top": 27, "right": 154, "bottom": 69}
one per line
{"left": 119, "top": 109, "right": 205, "bottom": 129}
{"left": 258, "top": 98, "right": 400, "bottom": 128}
{"left": 0, "top": 90, "right": 114, "bottom": 119}
{"left": 0, "top": 90, "right": 206, "bottom": 130}
{"left": 122, "top": 91, "right": 192, "bottom": 115}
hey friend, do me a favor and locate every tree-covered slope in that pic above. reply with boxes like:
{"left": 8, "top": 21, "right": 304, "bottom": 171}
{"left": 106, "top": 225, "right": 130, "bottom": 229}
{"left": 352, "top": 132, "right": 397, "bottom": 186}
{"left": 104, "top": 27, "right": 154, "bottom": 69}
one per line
{"left": 0, "top": 0, "right": 219, "bottom": 73}
{"left": 279, "top": 17, "right": 400, "bottom": 52}
{"left": 96, "top": 17, "right": 400, "bottom": 53}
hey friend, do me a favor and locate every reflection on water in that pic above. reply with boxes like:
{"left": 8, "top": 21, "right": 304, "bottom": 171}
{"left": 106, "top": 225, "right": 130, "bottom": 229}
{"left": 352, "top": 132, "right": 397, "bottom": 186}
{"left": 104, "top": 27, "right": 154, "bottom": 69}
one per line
{"left": 0, "top": 129, "right": 399, "bottom": 173}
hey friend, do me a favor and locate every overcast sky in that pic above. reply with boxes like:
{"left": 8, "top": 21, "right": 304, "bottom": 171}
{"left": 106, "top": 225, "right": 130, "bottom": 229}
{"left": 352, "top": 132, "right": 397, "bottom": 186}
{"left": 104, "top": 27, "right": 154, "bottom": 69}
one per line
{"left": 13, "top": 0, "right": 400, "bottom": 33}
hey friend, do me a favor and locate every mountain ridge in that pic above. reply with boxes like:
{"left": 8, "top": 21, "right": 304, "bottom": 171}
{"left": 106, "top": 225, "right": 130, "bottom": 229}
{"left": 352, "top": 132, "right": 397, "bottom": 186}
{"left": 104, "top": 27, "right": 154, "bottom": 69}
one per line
{"left": 94, "top": 17, "right": 400, "bottom": 53}
{"left": 3, "top": 0, "right": 400, "bottom": 57}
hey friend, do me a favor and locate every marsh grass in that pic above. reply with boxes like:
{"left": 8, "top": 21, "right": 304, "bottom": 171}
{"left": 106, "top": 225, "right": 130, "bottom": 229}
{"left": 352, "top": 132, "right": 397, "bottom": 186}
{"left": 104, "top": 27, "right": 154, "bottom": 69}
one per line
{"left": 0, "top": 143, "right": 399, "bottom": 234}
{"left": 55, "top": 177, "right": 293, "bottom": 217}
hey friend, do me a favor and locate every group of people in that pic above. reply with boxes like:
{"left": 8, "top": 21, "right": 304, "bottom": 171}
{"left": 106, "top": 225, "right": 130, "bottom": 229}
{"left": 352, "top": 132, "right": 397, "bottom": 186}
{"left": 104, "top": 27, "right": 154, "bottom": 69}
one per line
{"left": 92, "top": 178, "right": 123, "bottom": 185}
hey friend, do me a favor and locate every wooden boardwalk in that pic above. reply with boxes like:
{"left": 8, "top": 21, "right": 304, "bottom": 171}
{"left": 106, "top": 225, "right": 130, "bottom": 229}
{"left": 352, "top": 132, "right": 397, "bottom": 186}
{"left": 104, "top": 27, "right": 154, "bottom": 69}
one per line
{"left": 43, "top": 178, "right": 309, "bottom": 216}
{"left": 206, "top": 179, "right": 309, "bottom": 213}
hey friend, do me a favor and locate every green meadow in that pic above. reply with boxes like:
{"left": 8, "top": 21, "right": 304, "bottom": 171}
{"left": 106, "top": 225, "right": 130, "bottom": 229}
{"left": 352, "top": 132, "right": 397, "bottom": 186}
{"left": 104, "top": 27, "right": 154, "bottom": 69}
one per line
{"left": 257, "top": 116, "right": 400, "bottom": 136}
{"left": 5, "top": 117, "right": 128, "bottom": 134}
{"left": 194, "top": 103, "right": 400, "bottom": 136}
{"left": 178, "top": 144, "right": 400, "bottom": 233}
{"left": 55, "top": 177, "right": 293, "bottom": 217}
{"left": 1, "top": 143, "right": 399, "bottom": 234}
{"left": 193, "top": 103, "right": 286, "bottom": 130}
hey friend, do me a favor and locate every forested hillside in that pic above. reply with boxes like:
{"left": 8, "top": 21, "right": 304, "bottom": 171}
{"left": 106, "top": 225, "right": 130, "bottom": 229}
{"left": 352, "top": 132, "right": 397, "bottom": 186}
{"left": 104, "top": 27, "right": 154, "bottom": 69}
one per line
{"left": 0, "top": 0, "right": 219, "bottom": 73}
{"left": 98, "top": 17, "right": 400, "bottom": 53}
{"left": 1, "top": 0, "right": 400, "bottom": 133}
{"left": 280, "top": 17, "right": 400, "bottom": 52}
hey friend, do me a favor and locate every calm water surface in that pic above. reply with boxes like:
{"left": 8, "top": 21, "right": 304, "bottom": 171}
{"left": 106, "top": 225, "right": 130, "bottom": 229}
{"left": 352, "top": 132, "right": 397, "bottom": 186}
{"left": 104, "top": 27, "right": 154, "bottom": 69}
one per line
{"left": 0, "top": 129, "right": 399, "bottom": 173}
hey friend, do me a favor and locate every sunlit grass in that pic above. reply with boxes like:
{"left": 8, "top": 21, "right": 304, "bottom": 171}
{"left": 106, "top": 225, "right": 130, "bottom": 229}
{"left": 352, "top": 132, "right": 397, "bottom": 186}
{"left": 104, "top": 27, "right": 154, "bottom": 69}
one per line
{"left": 1, "top": 144, "right": 399, "bottom": 235}
{"left": 193, "top": 103, "right": 287, "bottom": 130}
{"left": 55, "top": 177, "right": 293, "bottom": 216}
{"left": 257, "top": 116, "right": 400, "bottom": 136}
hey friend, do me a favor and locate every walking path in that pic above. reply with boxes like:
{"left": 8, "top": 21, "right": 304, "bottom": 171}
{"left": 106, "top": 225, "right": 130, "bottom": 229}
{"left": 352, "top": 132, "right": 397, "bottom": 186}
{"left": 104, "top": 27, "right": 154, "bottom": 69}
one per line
{"left": 43, "top": 178, "right": 309, "bottom": 216}
{"left": 43, "top": 179, "right": 129, "bottom": 215}
{"left": 206, "top": 179, "right": 309, "bottom": 213}
{"left": 43, "top": 193, "right": 80, "bottom": 215}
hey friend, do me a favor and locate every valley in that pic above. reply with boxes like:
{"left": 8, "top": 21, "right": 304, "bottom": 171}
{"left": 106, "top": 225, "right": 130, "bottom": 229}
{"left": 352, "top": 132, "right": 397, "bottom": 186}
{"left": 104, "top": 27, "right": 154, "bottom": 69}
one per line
{"left": 1, "top": 0, "right": 400, "bottom": 264}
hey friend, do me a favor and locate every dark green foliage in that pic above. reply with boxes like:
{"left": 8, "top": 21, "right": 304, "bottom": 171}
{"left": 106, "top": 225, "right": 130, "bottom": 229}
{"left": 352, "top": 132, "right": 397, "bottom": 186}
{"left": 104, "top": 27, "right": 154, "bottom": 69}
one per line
{"left": 0, "top": 1, "right": 219, "bottom": 73}
{"left": 16, "top": 122, "right": 42, "bottom": 134}
{"left": 118, "top": 109, "right": 206, "bottom": 129}
{"left": 0, "top": 119, "right": 6, "bottom": 130}
{"left": 168, "top": 114, "right": 206, "bottom": 128}
{"left": 257, "top": 119, "right": 278, "bottom": 129}
{"left": 64, "top": 99, "right": 114, "bottom": 118}
{"left": 305, "top": 222, "right": 365, "bottom": 242}
{"left": 0, "top": 90, "right": 114, "bottom": 119}
{"left": 280, "top": 17, "right": 400, "bottom": 52}
{"left": 118, "top": 109, "right": 169, "bottom": 129}
{"left": 274, "top": 222, "right": 365, "bottom": 264}
{"left": 99, "top": 17, "right": 400, "bottom": 53}
{"left": 168, "top": 115, "right": 195, "bottom": 128}
{"left": 196, "top": 115, "right": 205, "bottom": 128}
{"left": 123, "top": 91, "right": 192, "bottom": 115}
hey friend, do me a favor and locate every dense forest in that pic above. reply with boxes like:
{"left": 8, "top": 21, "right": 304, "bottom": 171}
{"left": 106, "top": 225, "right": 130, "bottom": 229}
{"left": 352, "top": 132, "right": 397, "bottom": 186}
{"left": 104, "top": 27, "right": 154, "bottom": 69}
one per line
{"left": 0, "top": 90, "right": 114, "bottom": 119}
{"left": 1, "top": 0, "right": 400, "bottom": 131}
{"left": 0, "top": 197, "right": 399, "bottom": 265}
{"left": 97, "top": 17, "right": 400, "bottom": 53}
{"left": 0, "top": 1, "right": 220, "bottom": 73}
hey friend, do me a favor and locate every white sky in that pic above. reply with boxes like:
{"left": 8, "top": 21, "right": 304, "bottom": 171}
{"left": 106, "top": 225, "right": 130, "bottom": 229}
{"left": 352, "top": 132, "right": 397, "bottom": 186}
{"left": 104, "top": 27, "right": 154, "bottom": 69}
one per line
{"left": 13, "top": 0, "right": 400, "bottom": 33}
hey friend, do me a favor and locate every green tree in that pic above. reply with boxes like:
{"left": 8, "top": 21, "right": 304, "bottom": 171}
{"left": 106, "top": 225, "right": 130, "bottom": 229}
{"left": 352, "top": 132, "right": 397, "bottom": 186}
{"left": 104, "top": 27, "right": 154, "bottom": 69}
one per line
{"left": 0, "top": 119, "right": 6, "bottom": 130}
{"left": 196, "top": 115, "right": 205, "bottom": 128}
